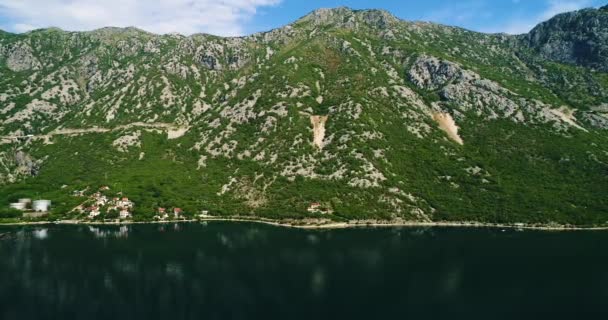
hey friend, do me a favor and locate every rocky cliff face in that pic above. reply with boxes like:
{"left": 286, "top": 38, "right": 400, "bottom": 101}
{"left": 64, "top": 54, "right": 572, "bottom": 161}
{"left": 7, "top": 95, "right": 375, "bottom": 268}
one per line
{"left": 0, "top": 149, "right": 41, "bottom": 184}
{"left": 0, "top": 7, "right": 607, "bottom": 225}
{"left": 525, "top": 5, "right": 608, "bottom": 71}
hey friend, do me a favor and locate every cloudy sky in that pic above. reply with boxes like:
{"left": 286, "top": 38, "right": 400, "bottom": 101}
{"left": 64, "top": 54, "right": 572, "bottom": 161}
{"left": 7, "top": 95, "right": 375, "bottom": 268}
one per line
{"left": 0, "top": 0, "right": 604, "bottom": 36}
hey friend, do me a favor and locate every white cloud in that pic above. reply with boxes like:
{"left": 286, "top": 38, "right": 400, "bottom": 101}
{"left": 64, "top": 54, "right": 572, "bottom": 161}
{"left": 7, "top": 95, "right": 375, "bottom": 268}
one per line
{"left": 486, "top": 0, "right": 591, "bottom": 34}
{"left": 0, "top": 0, "right": 282, "bottom": 36}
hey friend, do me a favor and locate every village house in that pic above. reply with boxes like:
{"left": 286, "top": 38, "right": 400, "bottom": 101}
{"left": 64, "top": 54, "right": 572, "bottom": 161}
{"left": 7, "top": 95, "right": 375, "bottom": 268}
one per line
{"left": 88, "top": 206, "right": 101, "bottom": 218}
{"left": 95, "top": 195, "right": 108, "bottom": 206}
{"left": 119, "top": 208, "right": 132, "bottom": 219}
{"left": 72, "top": 187, "right": 88, "bottom": 197}
{"left": 99, "top": 186, "right": 110, "bottom": 191}
{"left": 173, "top": 208, "right": 183, "bottom": 219}
{"left": 117, "top": 197, "right": 134, "bottom": 209}
{"left": 155, "top": 207, "right": 169, "bottom": 220}
{"left": 307, "top": 202, "right": 332, "bottom": 214}
{"left": 307, "top": 202, "right": 322, "bottom": 213}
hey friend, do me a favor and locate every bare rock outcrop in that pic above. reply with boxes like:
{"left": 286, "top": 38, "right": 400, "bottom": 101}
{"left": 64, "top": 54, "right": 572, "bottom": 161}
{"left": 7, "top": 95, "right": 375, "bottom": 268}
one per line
{"left": 0, "top": 150, "right": 41, "bottom": 185}
{"left": 310, "top": 115, "right": 328, "bottom": 149}
{"left": 6, "top": 42, "right": 41, "bottom": 72}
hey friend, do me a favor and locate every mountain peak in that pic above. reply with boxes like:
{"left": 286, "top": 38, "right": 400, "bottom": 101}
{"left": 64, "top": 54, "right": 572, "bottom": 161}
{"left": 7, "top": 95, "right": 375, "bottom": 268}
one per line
{"left": 297, "top": 6, "right": 399, "bottom": 29}
{"left": 88, "top": 26, "right": 151, "bottom": 35}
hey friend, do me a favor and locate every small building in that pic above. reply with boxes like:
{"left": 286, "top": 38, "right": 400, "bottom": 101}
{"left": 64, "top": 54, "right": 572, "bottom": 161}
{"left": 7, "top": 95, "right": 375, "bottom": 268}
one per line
{"left": 88, "top": 207, "right": 101, "bottom": 218}
{"left": 307, "top": 202, "right": 322, "bottom": 213}
{"left": 99, "top": 186, "right": 110, "bottom": 191}
{"left": 156, "top": 208, "right": 169, "bottom": 220}
{"left": 73, "top": 190, "right": 86, "bottom": 197}
{"left": 117, "top": 198, "right": 133, "bottom": 208}
{"left": 119, "top": 208, "right": 131, "bottom": 219}
{"left": 32, "top": 200, "right": 51, "bottom": 212}
{"left": 173, "top": 208, "right": 183, "bottom": 218}
{"left": 96, "top": 196, "right": 108, "bottom": 206}
{"left": 18, "top": 198, "right": 32, "bottom": 205}
{"left": 307, "top": 202, "right": 332, "bottom": 214}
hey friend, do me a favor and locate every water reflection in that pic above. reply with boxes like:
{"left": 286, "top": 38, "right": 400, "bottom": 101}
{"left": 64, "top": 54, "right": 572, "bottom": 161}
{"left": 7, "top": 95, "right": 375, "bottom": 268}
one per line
{"left": 307, "top": 234, "right": 320, "bottom": 245}
{"left": 32, "top": 228, "right": 48, "bottom": 240}
{"left": 88, "top": 225, "right": 130, "bottom": 238}
{"left": 311, "top": 267, "right": 326, "bottom": 296}
{"left": 165, "top": 262, "right": 184, "bottom": 280}
{"left": 0, "top": 224, "right": 607, "bottom": 319}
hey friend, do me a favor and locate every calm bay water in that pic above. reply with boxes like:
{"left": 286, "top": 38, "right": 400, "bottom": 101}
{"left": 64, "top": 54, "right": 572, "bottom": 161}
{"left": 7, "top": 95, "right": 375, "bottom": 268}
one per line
{"left": 0, "top": 222, "right": 607, "bottom": 319}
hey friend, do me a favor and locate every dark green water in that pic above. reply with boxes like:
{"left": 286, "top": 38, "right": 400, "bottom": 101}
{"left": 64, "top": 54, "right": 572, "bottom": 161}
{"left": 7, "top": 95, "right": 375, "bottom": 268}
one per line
{"left": 0, "top": 223, "right": 607, "bottom": 319}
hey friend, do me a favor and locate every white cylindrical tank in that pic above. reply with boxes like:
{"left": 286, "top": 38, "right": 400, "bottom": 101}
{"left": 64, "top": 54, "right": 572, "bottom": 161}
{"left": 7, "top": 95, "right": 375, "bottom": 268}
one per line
{"left": 10, "top": 203, "right": 26, "bottom": 210}
{"left": 32, "top": 200, "right": 51, "bottom": 212}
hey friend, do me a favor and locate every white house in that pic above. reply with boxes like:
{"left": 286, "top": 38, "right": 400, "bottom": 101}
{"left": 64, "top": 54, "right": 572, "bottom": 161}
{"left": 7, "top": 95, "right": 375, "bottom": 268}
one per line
{"left": 155, "top": 208, "right": 169, "bottom": 220}
{"left": 307, "top": 202, "right": 322, "bottom": 213}
{"left": 117, "top": 197, "right": 133, "bottom": 208}
{"left": 96, "top": 195, "right": 108, "bottom": 206}
{"left": 88, "top": 207, "right": 101, "bottom": 218}
{"left": 307, "top": 202, "right": 332, "bottom": 214}
{"left": 173, "top": 208, "right": 183, "bottom": 218}
{"left": 119, "top": 208, "right": 131, "bottom": 219}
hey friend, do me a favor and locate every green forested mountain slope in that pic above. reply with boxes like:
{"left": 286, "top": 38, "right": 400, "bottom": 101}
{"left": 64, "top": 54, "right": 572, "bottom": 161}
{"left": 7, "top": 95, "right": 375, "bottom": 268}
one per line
{"left": 0, "top": 7, "right": 607, "bottom": 225}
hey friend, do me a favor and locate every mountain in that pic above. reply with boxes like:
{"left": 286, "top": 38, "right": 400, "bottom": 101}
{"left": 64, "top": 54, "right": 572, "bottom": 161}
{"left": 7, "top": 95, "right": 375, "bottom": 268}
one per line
{"left": 0, "top": 6, "right": 607, "bottom": 226}
{"left": 525, "top": 5, "right": 608, "bottom": 71}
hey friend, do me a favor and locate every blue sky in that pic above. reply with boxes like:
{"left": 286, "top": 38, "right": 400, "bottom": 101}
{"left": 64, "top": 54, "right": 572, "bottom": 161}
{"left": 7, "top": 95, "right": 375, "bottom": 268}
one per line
{"left": 0, "top": 0, "right": 605, "bottom": 36}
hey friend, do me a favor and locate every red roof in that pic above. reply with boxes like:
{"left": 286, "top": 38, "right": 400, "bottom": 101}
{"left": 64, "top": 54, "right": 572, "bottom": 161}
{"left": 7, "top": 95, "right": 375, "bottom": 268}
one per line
{"left": 122, "top": 197, "right": 129, "bottom": 201}
{"left": 174, "top": 208, "right": 183, "bottom": 213}
{"left": 158, "top": 208, "right": 166, "bottom": 213}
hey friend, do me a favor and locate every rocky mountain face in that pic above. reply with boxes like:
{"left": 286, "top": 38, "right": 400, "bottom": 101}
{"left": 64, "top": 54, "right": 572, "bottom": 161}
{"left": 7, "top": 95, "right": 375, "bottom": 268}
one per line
{"left": 0, "top": 7, "right": 607, "bottom": 225}
{"left": 525, "top": 5, "right": 608, "bottom": 71}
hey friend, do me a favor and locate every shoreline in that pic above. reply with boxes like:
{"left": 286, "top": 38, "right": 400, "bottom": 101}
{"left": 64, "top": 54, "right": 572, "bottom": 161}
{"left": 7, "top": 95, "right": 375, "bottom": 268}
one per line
{"left": 1, "top": 217, "right": 608, "bottom": 231}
